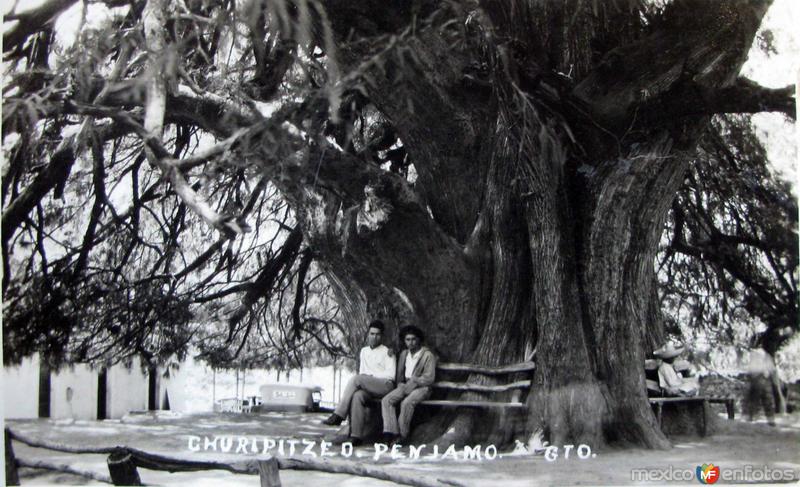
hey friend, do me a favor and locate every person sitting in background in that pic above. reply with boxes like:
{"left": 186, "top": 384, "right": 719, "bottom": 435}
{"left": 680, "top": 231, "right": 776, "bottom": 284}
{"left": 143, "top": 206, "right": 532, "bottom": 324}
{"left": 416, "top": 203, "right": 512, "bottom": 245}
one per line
{"left": 322, "top": 320, "right": 396, "bottom": 445}
{"left": 653, "top": 342, "right": 699, "bottom": 397}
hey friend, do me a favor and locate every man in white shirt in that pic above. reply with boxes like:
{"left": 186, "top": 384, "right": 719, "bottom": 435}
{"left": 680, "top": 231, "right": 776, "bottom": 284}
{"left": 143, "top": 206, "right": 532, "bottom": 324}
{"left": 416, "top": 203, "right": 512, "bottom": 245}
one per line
{"left": 322, "top": 320, "right": 396, "bottom": 444}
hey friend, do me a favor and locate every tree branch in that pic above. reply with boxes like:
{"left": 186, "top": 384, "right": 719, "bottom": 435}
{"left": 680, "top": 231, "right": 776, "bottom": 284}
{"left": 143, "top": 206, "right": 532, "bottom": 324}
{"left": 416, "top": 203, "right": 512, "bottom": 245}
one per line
{"left": 170, "top": 85, "right": 262, "bottom": 136}
{"left": 640, "top": 78, "right": 796, "bottom": 124}
{"left": 72, "top": 135, "right": 107, "bottom": 278}
{"left": 164, "top": 127, "right": 250, "bottom": 170}
{"left": 670, "top": 233, "right": 784, "bottom": 314}
{"left": 573, "top": 0, "right": 772, "bottom": 128}
{"left": 1, "top": 141, "right": 75, "bottom": 242}
{"left": 291, "top": 249, "right": 313, "bottom": 340}
{"left": 3, "top": 0, "right": 79, "bottom": 52}
{"left": 67, "top": 101, "right": 251, "bottom": 237}
{"left": 227, "top": 227, "right": 303, "bottom": 344}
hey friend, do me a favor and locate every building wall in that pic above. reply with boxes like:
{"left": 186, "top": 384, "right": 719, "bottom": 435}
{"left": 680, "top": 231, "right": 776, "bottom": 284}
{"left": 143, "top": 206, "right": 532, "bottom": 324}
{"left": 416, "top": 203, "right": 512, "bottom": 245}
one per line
{"left": 50, "top": 363, "right": 98, "bottom": 420}
{"left": 159, "top": 364, "right": 187, "bottom": 413}
{"left": 106, "top": 358, "right": 149, "bottom": 418}
{"left": 4, "top": 352, "right": 351, "bottom": 419}
{"left": 2, "top": 354, "right": 40, "bottom": 419}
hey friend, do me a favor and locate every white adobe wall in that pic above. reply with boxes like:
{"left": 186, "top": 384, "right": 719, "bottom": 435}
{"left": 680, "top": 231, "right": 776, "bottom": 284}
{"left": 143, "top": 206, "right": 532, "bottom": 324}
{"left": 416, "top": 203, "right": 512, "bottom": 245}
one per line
{"left": 2, "top": 354, "right": 358, "bottom": 419}
{"left": 106, "top": 358, "right": 148, "bottom": 418}
{"left": 159, "top": 363, "right": 187, "bottom": 413}
{"left": 179, "top": 358, "right": 218, "bottom": 413}
{"left": 2, "top": 354, "right": 40, "bottom": 419}
{"left": 50, "top": 363, "right": 98, "bottom": 420}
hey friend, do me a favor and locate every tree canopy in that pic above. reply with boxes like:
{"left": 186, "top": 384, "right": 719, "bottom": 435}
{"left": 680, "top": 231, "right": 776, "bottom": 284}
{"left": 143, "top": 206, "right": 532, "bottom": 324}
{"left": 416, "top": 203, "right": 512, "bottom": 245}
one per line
{"left": 659, "top": 115, "right": 797, "bottom": 358}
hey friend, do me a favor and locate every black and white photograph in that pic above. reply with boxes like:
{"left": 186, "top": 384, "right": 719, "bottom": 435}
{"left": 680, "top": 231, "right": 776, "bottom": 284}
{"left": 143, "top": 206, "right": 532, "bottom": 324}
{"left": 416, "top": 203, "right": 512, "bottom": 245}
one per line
{"left": 1, "top": 0, "right": 798, "bottom": 485}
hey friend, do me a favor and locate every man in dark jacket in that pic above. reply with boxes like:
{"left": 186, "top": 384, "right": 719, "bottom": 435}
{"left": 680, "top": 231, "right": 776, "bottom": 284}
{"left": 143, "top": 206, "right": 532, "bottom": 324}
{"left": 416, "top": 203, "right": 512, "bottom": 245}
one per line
{"left": 381, "top": 325, "right": 436, "bottom": 443}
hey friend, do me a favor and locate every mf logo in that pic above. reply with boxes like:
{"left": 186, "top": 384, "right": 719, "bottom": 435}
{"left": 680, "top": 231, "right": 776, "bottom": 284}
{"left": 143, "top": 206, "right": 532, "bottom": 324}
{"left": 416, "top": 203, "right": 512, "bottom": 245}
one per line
{"left": 696, "top": 464, "right": 721, "bottom": 484}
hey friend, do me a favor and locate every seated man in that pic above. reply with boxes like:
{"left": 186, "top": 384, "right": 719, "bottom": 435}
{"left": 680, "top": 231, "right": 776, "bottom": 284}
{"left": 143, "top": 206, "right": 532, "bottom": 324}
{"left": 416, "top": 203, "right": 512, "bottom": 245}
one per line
{"left": 654, "top": 342, "right": 699, "bottom": 397}
{"left": 322, "top": 320, "right": 396, "bottom": 444}
{"left": 381, "top": 325, "right": 436, "bottom": 444}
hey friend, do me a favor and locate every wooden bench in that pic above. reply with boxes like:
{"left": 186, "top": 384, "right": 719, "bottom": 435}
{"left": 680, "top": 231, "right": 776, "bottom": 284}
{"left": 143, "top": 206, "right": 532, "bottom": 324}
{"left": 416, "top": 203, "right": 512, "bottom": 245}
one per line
{"left": 649, "top": 396, "right": 735, "bottom": 436}
{"left": 644, "top": 359, "right": 735, "bottom": 436}
{"left": 348, "top": 360, "right": 534, "bottom": 439}
{"left": 419, "top": 360, "right": 536, "bottom": 410}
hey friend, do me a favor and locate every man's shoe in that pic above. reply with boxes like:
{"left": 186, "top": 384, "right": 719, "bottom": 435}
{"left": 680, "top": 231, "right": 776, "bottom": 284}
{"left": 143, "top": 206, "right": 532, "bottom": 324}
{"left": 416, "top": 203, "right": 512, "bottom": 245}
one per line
{"left": 322, "top": 413, "right": 344, "bottom": 426}
{"left": 348, "top": 437, "right": 363, "bottom": 446}
{"left": 330, "top": 435, "right": 349, "bottom": 445}
{"left": 380, "top": 432, "right": 398, "bottom": 444}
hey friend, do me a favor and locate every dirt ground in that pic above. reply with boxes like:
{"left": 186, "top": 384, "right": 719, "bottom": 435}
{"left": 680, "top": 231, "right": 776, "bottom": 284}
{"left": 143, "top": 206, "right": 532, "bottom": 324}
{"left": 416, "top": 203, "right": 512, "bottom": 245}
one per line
{"left": 6, "top": 409, "right": 800, "bottom": 486}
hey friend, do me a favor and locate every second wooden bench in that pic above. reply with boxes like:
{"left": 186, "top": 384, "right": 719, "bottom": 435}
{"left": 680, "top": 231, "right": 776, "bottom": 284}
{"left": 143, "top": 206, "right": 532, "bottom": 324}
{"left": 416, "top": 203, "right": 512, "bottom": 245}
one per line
{"left": 420, "top": 360, "right": 536, "bottom": 410}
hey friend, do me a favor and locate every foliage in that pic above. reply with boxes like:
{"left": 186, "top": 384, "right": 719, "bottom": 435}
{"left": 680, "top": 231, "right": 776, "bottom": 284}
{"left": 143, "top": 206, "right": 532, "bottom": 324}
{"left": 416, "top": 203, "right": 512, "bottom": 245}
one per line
{"left": 2, "top": 0, "right": 349, "bottom": 367}
{"left": 659, "top": 115, "right": 798, "bottom": 356}
{"left": 1, "top": 0, "right": 795, "bottom": 378}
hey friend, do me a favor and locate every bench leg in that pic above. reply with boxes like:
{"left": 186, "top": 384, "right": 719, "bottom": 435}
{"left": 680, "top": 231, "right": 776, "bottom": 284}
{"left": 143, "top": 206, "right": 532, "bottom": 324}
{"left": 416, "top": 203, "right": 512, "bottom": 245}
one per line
{"left": 725, "top": 399, "right": 735, "bottom": 420}
{"left": 701, "top": 400, "right": 709, "bottom": 437}
{"left": 5, "top": 428, "right": 20, "bottom": 486}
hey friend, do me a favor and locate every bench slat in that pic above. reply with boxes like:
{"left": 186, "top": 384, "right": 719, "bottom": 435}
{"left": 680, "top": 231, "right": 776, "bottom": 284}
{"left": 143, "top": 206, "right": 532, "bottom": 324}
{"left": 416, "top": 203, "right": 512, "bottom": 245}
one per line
{"left": 420, "top": 400, "right": 527, "bottom": 409}
{"left": 431, "top": 380, "right": 531, "bottom": 392}
{"left": 706, "top": 398, "right": 734, "bottom": 404}
{"left": 649, "top": 396, "right": 732, "bottom": 403}
{"left": 436, "top": 361, "right": 535, "bottom": 375}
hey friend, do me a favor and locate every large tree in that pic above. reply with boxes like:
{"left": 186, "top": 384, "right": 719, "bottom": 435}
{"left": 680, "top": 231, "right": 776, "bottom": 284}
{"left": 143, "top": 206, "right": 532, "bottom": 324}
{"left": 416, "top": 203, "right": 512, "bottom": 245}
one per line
{"left": 2, "top": 0, "right": 796, "bottom": 449}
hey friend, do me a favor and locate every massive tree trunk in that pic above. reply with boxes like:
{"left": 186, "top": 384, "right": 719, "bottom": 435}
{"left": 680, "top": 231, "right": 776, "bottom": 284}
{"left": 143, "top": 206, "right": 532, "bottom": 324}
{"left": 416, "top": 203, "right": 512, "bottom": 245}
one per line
{"left": 257, "top": 0, "right": 775, "bottom": 449}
